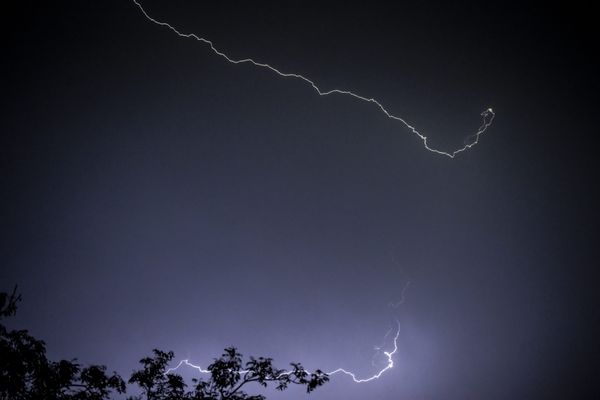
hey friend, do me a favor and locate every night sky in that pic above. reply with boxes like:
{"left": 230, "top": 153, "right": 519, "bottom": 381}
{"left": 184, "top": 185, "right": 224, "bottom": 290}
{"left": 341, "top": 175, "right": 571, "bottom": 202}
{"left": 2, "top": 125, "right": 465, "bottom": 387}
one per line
{"left": 1, "top": 1, "right": 598, "bottom": 399}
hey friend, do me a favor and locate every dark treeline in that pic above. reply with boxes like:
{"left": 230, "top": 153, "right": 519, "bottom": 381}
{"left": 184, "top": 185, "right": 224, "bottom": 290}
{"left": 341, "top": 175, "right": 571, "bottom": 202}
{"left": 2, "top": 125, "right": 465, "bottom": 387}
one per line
{"left": 0, "top": 288, "right": 328, "bottom": 400}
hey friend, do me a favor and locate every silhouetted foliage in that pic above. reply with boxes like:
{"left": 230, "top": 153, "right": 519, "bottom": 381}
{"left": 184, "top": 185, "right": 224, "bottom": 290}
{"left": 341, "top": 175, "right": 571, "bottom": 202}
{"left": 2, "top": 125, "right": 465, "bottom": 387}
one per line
{"left": 1, "top": 288, "right": 328, "bottom": 400}
{"left": 128, "top": 347, "right": 329, "bottom": 400}
{"left": 0, "top": 287, "right": 126, "bottom": 400}
{"left": 128, "top": 350, "right": 187, "bottom": 400}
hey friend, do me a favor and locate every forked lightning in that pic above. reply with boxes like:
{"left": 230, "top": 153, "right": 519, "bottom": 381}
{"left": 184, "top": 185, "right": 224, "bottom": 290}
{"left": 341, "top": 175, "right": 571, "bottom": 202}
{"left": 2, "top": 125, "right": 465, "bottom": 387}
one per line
{"left": 132, "top": 0, "right": 495, "bottom": 158}
{"left": 166, "top": 320, "right": 400, "bottom": 384}
{"left": 131, "top": 0, "right": 481, "bottom": 384}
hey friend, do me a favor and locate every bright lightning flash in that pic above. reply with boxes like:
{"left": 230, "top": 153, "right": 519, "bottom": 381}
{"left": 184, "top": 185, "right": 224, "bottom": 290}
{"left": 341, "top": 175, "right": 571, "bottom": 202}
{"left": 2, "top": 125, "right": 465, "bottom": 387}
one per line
{"left": 132, "top": 1, "right": 495, "bottom": 158}
{"left": 165, "top": 320, "right": 401, "bottom": 384}
{"left": 131, "top": 0, "right": 460, "bottom": 384}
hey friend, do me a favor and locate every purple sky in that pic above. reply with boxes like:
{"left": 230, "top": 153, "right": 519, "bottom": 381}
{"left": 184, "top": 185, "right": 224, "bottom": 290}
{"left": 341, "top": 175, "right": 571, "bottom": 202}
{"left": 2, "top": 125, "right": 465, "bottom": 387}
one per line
{"left": 1, "top": 1, "right": 597, "bottom": 399}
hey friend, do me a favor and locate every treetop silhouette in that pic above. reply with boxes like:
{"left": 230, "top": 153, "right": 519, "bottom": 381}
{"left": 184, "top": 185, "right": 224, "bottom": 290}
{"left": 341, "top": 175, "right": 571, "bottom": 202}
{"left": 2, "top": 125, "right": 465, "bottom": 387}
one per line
{"left": 0, "top": 287, "right": 328, "bottom": 400}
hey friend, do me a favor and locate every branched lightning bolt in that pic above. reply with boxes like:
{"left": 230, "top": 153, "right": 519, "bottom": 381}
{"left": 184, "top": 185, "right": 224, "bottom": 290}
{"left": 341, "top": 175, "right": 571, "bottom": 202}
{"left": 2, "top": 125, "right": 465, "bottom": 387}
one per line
{"left": 389, "top": 280, "right": 411, "bottom": 309}
{"left": 165, "top": 280, "right": 410, "bottom": 383}
{"left": 132, "top": 0, "right": 495, "bottom": 158}
{"left": 326, "top": 319, "right": 401, "bottom": 383}
{"left": 132, "top": 0, "right": 429, "bottom": 383}
{"left": 165, "top": 319, "right": 401, "bottom": 383}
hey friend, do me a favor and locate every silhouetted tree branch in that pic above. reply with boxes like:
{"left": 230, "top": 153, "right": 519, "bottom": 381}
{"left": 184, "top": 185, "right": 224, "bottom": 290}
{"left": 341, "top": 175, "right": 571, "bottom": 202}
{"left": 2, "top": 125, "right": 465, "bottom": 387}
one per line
{"left": 129, "top": 347, "right": 329, "bottom": 400}
{"left": 1, "top": 288, "right": 328, "bottom": 400}
{"left": 1, "top": 288, "right": 125, "bottom": 400}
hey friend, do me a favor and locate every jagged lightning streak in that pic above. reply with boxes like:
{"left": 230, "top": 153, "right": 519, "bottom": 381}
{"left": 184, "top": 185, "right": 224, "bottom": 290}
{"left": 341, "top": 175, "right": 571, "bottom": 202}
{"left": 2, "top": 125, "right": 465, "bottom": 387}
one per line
{"left": 389, "top": 280, "right": 411, "bottom": 309}
{"left": 326, "top": 319, "right": 400, "bottom": 383}
{"left": 165, "top": 281, "right": 410, "bottom": 383}
{"left": 132, "top": 0, "right": 495, "bottom": 158}
{"left": 132, "top": 0, "right": 428, "bottom": 383}
{"left": 165, "top": 319, "right": 401, "bottom": 384}
{"left": 166, "top": 282, "right": 411, "bottom": 383}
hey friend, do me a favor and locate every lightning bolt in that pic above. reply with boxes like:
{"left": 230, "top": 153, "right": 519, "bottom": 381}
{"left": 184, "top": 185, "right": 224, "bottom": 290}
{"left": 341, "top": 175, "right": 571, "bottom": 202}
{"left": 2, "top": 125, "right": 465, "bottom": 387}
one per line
{"left": 165, "top": 285, "right": 410, "bottom": 384}
{"left": 326, "top": 319, "right": 401, "bottom": 383}
{"left": 165, "top": 319, "right": 401, "bottom": 384}
{"left": 131, "top": 0, "right": 495, "bottom": 158}
{"left": 131, "top": 0, "right": 431, "bottom": 384}
{"left": 389, "top": 280, "right": 411, "bottom": 309}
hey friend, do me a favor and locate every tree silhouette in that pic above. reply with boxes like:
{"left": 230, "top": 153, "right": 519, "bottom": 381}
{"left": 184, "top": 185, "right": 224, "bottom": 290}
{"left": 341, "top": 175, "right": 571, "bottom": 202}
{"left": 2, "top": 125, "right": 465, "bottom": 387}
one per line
{"left": 128, "top": 350, "right": 187, "bottom": 400}
{"left": 128, "top": 347, "right": 329, "bottom": 400}
{"left": 1, "top": 288, "right": 329, "bottom": 400}
{"left": 0, "top": 287, "right": 126, "bottom": 400}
